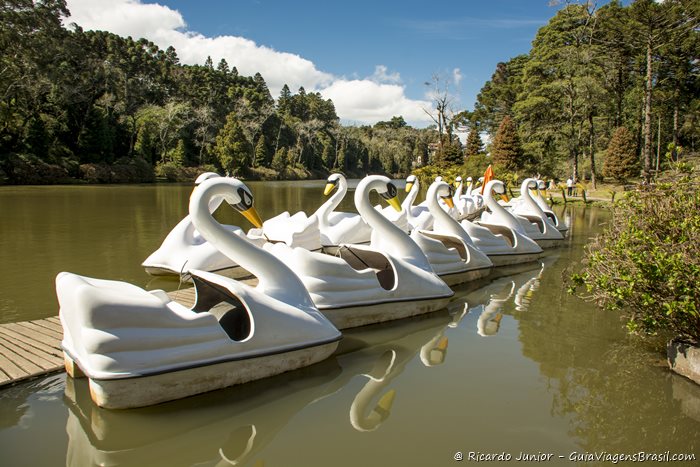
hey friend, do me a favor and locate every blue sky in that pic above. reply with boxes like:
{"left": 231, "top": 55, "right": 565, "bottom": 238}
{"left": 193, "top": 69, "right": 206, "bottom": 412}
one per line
{"left": 64, "top": 0, "right": 561, "bottom": 127}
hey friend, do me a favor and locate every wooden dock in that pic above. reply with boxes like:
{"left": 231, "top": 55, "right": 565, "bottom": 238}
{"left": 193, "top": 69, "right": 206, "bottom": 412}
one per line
{"left": 0, "top": 287, "right": 199, "bottom": 388}
{"left": 0, "top": 317, "right": 64, "bottom": 387}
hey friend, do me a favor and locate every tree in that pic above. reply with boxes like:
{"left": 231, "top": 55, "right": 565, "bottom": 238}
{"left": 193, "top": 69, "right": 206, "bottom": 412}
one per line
{"left": 277, "top": 84, "right": 292, "bottom": 115}
{"left": 213, "top": 114, "right": 251, "bottom": 175}
{"left": 423, "top": 72, "right": 460, "bottom": 163}
{"left": 473, "top": 55, "right": 528, "bottom": 135}
{"left": 602, "top": 126, "right": 639, "bottom": 182}
{"left": 491, "top": 116, "right": 524, "bottom": 171}
{"left": 464, "top": 128, "right": 483, "bottom": 159}
{"left": 254, "top": 134, "right": 267, "bottom": 167}
{"left": 271, "top": 147, "right": 288, "bottom": 173}
{"left": 515, "top": 3, "right": 603, "bottom": 181}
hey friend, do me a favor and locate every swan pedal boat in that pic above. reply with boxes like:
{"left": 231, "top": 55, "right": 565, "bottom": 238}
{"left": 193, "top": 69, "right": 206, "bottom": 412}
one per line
{"left": 460, "top": 180, "right": 544, "bottom": 267}
{"left": 506, "top": 178, "right": 565, "bottom": 248}
{"left": 262, "top": 175, "right": 454, "bottom": 329}
{"left": 410, "top": 180, "right": 493, "bottom": 286}
{"left": 56, "top": 177, "right": 341, "bottom": 409}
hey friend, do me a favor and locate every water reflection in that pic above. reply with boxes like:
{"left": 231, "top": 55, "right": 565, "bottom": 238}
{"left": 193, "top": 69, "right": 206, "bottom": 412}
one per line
{"left": 63, "top": 359, "right": 344, "bottom": 467}
{"left": 2, "top": 202, "right": 699, "bottom": 466}
{"left": 344, "top": 312, "right": 458, "bottom": 432}
{"left": 62, "top": 310, "right": 456, "bottom": 465}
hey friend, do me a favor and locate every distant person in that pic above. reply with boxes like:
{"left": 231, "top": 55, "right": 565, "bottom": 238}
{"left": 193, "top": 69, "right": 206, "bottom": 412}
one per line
{"left": 566, "top": 177, "right": 573, "bottom": 196}
{"left": 548, "top": 179, "right": 556, "bottom": 191}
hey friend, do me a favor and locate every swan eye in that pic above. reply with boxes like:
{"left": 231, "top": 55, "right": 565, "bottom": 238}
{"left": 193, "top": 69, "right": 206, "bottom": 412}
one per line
{"left": 380, "top": 182, "right": 397, "bottom": 200}
{"left": 233, "top": 187, "right": 254, "bottom": 211}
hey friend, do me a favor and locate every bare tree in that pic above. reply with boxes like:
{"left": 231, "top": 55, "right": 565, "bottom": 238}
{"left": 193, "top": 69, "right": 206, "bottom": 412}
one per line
{"left": 423, "top": 72, "right": 460, "bottom": 163}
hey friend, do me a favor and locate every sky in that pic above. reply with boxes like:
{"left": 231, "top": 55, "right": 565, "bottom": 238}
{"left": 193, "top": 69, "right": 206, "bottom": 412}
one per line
{"left": 63, "top": 0, "right": 563, "bottom": 128}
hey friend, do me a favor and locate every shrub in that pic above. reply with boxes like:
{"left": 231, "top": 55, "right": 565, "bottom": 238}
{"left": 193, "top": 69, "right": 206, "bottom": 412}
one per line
{"left": 570, "top": 178, "right": 700, "bottom": 341}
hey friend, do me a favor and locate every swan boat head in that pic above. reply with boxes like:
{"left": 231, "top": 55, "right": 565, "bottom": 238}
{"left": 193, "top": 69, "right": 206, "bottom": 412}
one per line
{"left": 405, "top": 174, "right": 417, "bottom": 194}
{"left": 324, "top": 173, "right": 345, "bottom": 196}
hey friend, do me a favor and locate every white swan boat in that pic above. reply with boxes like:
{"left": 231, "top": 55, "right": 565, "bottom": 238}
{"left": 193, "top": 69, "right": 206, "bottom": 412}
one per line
{"left": 142, "top": 172, "right": 263, "bottom": 277}
{"left": 410, "top": 180, "right": 493, "bottom": 286}
{"left": 459, "top": 180, "right": 543, "bottom": 267}
{"left": 56, "top": 177, "right": 341, "bottom": 409}
{"left": 262, "top": 175, "right": 454, "bottom": 329}
{"left": 317, "top": 173, "right": 373, "bottom": 247}
{"left": 403, "top": 175, "right": 433, "bottom": 231}
{"left": 508, "top": 178, "right": 564, "bottom": 248}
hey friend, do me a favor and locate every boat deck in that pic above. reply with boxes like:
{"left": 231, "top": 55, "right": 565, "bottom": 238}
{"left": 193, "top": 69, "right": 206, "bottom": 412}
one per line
{"left": 0, "top": 288, "right": 199, "bottom": 388}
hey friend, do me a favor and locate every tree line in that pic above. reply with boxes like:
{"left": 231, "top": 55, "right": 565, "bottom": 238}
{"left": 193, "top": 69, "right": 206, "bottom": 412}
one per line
{"left": 471, "top": 0, "right": 698, "bottom": 186}
{"left": 0, "top": 0, "right": 435, "bottom": 184}
{"left": 1, "top": 0, "right": 697, "bottom": 185}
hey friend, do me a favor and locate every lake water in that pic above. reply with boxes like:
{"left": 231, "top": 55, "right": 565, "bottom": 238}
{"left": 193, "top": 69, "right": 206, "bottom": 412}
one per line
{"left": 0, "top": 181, "right": 698, "bottom": 466}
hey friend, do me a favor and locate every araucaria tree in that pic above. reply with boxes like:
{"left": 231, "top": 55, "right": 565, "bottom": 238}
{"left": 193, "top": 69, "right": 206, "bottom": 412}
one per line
{"left": 603, "top": 126, "right": 639, "bottom": 182}
{"left": 491, "top": 116, "right": 524, "bottom": 172}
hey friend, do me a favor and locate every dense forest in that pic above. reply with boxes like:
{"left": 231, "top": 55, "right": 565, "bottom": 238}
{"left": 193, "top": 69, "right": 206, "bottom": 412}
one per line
{"left": 0, "top": 0, "right": 698, "bottom": 185}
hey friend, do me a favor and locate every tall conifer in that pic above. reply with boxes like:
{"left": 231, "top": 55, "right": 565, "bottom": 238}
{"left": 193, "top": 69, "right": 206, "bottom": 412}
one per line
{"left": 491, "top": 116, "right": 523, "bottom": 171}
{"left": 603, "top": 126, "right": 639, "bottom": 182}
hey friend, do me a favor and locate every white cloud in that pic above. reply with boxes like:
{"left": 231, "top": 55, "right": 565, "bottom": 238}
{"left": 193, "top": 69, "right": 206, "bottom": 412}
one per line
{"left": 370, "top": 65, "right": 402, "bottom": 84}
{"left": 321, "top": 79, "right": 432, "bottom": 125}
{"left": 453, "top": 68, "right": 463, "bottom": 86}
{"left": 64, "top": 0, "right": 435, "bottom": 126}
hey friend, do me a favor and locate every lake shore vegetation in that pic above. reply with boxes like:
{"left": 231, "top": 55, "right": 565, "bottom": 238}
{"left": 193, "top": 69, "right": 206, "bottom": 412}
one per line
{"left": 1, "top": 1, "right": 697, "bottom": 186}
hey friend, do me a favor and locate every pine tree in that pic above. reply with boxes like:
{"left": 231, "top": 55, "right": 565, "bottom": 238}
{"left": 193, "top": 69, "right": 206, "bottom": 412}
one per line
{"left": 254, "top": 134, "right": 267, "bottom": 167}
{"left": 491, "top": 116, "right": 523, "bottom": 171}
{"left": 603, "top": 126, "right": 639, "bottom": 182}
{"left": 278, "top": 84, "right": 292, "bottom": 115}
{"left": 464, "top": 128, "right": 483, "bottom": 159}
{"left": 442, "top": 142, "right": 463, "bottom": 165}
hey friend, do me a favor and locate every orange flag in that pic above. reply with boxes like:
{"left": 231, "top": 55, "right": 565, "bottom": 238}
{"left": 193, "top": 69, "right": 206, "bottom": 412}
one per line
{"left": 480, "top": 165, "right": 494, "bottom": 195}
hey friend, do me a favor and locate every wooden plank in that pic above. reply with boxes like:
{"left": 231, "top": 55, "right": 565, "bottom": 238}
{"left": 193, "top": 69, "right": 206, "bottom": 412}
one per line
{"left": 0, "top": 326, "right": 62, "bottom": 359}
{"left": 29, "top": 319, "right": 63, "bottom": 335}
{"left": 0, "top": 336, "right": 61, "bottom": 370}
{"left": 45, "top": 316, "right": 61, "bottom": 325}
{"left": 0, "top": 343, "right": 40, "bottom": 376}
{"left": 0, "top": 349, "right": 29, "bottom": 380}
{"left": 0, "top": 371, "right": 10, "bottom": 385}
{"left": 3, "top": 322, "right": 62, "bottom": 345}
{"left": 168, "top": 287, "right": 197, "bottom": 307}
{"left": 17, "top": 321, "right": 63, "bottom": 340}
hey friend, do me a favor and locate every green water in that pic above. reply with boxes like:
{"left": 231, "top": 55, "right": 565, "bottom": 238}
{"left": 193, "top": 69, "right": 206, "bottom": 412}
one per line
{"left": 0, "top": 182, "right": 698, "bottom": 466}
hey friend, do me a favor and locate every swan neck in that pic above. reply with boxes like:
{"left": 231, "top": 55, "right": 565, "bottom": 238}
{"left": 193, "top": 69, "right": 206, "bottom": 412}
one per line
{"left": 454, "top": 182, "right": 463, "bottom": 199}
{"left": 190, "top": 182, "right": 312, "bottom": 306}
{"left": 355, "top": 178, "right": 426, "bottom": 265}
{"left": 427, "top": 184, "right": 453, "bottom": 226}
{"left": 402, "top": 180, "right": 419, "bottom": 210}
{"left": 317, "top": 177, "right": 347, "bottom": 228}
{"left": 521, "top": 180, "right": 543, "bottom": 214}
{"left": 484, "top": 184, "right": 522, "bottom": 232}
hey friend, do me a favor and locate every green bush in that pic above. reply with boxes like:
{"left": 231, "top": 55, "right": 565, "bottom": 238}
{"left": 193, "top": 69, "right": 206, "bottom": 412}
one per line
{"left": 570, "top": 178, "right": 700, "bottom": 341}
